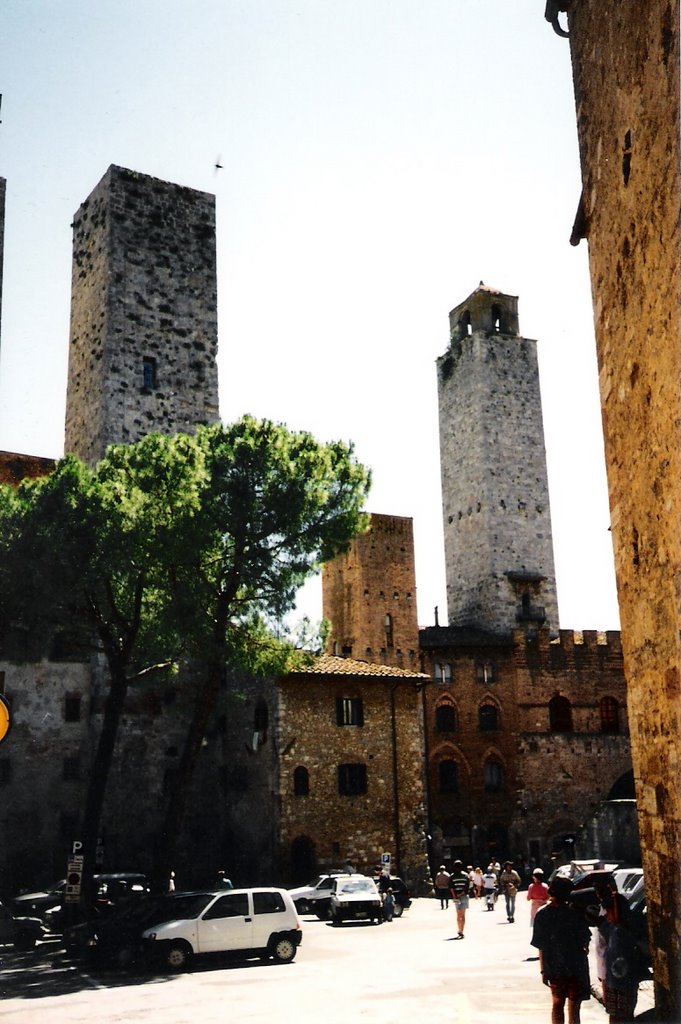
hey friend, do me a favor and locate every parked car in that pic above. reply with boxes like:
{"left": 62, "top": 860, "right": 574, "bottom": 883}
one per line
{"left": 43, "top": 872, "right": 150, "bottom": 935}
{"left": 13, "top": 878, "right": 66, "bottom": 918}
{"left": 549, "top": 859, "right": 618, "bottom": 884}
{"left": 66, "top": 894, "right": 171, "bottom": 967}
{"left": 375, "top": 875, "right": 411, "bottom": 918}
{"left": 613, "top": 867, "right": 644, "bottom": 897}
{"left": 0, "top": 900, "right": 45, "bottom": 950}
{"left": 141, "top": 887, "right": 302, "bottom": 971}
{"left": 329, "top": 875, "right": 383, "bottom": 926}
{"left": 288, "top": 872, "right": 359, "bottom": 918}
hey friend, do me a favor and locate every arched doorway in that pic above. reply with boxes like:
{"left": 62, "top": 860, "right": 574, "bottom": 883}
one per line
{"left": 290, "top": 835, "right": 316, "bottom": 886}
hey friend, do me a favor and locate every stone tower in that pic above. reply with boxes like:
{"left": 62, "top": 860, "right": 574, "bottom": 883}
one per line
{"left": 322, "top": 513, "right": 420, "bottom": 670}
{"left": 65, "top": 165, "right": 220, "bottom": 464}
{"left": 437, "top": 283, "right": 558, "bottom": 635}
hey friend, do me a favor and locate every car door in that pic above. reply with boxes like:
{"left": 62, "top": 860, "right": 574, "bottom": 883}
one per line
{"left": 251, "top": 890, "right": 290, "bottom": 948}
{"left": 196, "top": 891, "right": 253, "bottom": 953}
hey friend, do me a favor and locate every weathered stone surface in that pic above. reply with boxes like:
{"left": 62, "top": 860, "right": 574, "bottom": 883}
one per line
{"left": 437, "top": 285, "right": 559, "bottom": 635}
{"left": 566, "top": 2, "right": 681, "bottom": 1016}
{"left": 65, "top": 166, "right": 220, "bottom": 465}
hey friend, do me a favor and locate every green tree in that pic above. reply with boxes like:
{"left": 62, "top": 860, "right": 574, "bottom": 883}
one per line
{"left": 0, "top": 433, "right": 207, "bottom": 881}
{"left": 154, "top": 417, "right": 370, "bottom": 882}
{"left": 0, "top": 417, "right": 370, "bottom": 888}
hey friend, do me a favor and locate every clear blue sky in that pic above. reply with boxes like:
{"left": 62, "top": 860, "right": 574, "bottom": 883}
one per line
{"left": 0, "top": 0, "right": 619, "bottom": 630}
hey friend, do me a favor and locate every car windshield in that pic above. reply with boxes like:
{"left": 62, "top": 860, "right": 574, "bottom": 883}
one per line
{"left": 147, "top": 893, "right": 215, "bottom": 925}
{"left": 338, "top": 879, "right": 376, "bottom": 895}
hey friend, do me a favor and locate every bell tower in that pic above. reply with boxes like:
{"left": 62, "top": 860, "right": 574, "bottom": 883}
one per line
{"left": 437, "top": 283, "right": 559, "bottom": 634}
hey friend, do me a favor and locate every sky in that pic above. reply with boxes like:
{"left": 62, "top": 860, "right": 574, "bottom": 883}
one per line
{"left": 0, "top": 0, "right": 620, "bottom": 632}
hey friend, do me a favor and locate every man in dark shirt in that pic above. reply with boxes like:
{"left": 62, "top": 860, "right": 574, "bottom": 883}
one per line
{"left": 531, "top": 876, "right": 591, "bottom": 1024}
{"left": 448, "top": 859, "right": 470, "bottom": 939}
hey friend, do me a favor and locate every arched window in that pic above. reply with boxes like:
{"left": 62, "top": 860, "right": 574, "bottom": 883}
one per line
{"left": 484, "top": 758, "right": 504, "bottom": 792}
{"left": 459, "top": 311, "right": 472, "bottom": 339}
{"left": 438, "top": 759, "right": 459, "bottom": 793}
{"left": 478, "top": 703, "right": 499, "bottom": 732}
{"left": 491, "top": 303, "right": 502, "bottom": 332}
{"left": 549, "top": 695, "right": 573, "bottom": 733}
{"left": 435, "top": 703, "right": 457, "bottom": 733}
{"left": 600, "top": 696, "right": 620, "bottom": 734}
{"left": 384, "top": 613, "right": 394, "bottom": 648}
{"left": 433, "top": 662, "right": 452, "bottom": 684}
{"left": 293, "top": 766, "right": 309, "bottom": 796}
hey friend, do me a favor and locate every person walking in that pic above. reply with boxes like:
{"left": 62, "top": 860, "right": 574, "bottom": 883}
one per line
{"left": 449, "top": 859, "right": 470, "bottom": 939}
{"left": 527, "top": 867, "right": 549, "bottom": 924}
{"left": 592, "top": 876, "right": 643, "bottom": 1024}
{"left": 471, "top": 866, "right": 484, "bottom": 899}
{"left": 531, "top": 876, "right": 591, "bottom": 1024}
{"left": 500, "top": 860, "right": 522, "bottom": 922}
{"left": 434, "top": 865, "right": 451, "bottom": 909}
{"left": 482, "top": 865, "right": 498, "bottom": 910}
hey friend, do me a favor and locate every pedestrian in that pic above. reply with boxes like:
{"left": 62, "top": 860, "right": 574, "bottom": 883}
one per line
{"left": 216, "top": 869, "right": 233, "bottom": 889}
{"left": 449, "top": 859, "right": 470, "bottom": 939}
{"left": 531, "top": 876, "right": 591, "bottom": 1024}
{"left": 527, "top": 867, "right": 549, "bottom": 924}
{"left": 434, "top": 864, "right": 451, "bottom": 909}
{"left": 471, "top": 866, "right": 484, "bottom": 899}
{"left": 592, "top": 877, "right": 643, "bottom": 1024}
{"left": 500, "top": 860, "right": 522, "bottom": 922}
{"left": 382, "top": 887, "right": 395, "bottom": 922}
{"left": 168, "top": 870, "right": 176, "bottom": 893}
{"left": 482, "top": 865, "right": 498, "bottom": 909}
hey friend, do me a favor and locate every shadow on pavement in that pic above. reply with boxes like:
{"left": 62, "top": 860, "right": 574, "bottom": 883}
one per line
{"left": 0, "top": 940, "right": 289, "bottom": 1000}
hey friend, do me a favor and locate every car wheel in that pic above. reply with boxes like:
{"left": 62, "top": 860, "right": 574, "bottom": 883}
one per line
{"left": 294, "top": 899, "right": 309, "bottom": 915}
{"left": 15, "top": 932, "right": 37, "bottom": 951}
{"left": 164, "top": 941, "right": 193, "bottom": 972}
{"left": 393, "top": 903, "right": 404, "bottom": 918}
{"left": 315, "top": 902, "right": 331, "bottom": 920}
{"left": 271, "top": 936, "right": 297, "bottom": 963}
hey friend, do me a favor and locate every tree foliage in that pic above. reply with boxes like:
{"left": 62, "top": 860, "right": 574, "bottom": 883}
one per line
{"left": 0, "top": 416, "right": 370, "bottom": 884}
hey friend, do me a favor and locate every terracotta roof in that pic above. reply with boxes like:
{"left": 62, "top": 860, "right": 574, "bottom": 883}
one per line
{"left": 0, "top": 451, "right": 55, "bottom": 486}
{"left": 286, "top": 653, "right": 428, "bottom": 680}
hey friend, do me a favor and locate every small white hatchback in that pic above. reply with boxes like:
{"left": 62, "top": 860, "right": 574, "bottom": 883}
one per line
{"left": 142, "top": 887, "right": 302, "bottom": 971}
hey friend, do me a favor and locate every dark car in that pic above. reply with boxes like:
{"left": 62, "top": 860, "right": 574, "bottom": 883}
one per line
{"left": 375, "top": 875, "right": 411, "bottom": 917}
{"left": 13, "top": 878, "right": 66, "bottom": 918}
{"left": 0, "top": 900, "right": 45, "bottom": 950}
{"left": 67, "top": 894, "right": 170, "bottom": 968}
{"left": 44, "top": 872, "right": 150, "bottom": 935}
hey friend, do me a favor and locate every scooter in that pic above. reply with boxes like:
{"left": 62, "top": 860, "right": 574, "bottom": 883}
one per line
{"left": 484, "top": 886, "right": 497, "bottom": 911}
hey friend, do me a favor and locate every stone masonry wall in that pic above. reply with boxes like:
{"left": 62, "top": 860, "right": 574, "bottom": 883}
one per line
{"left": 65, "top": 165, "right": 220, "bottom": 465}
{"left": 0, "top": 177, "right": 5, "bottom": 350}
{"left": 437, "top": 294, "right": 559, "bottom": 634}
{"left": 277, "top": 672, "right": 429, "bottom": 887}
{"left": 322, "top": 514, "right": 420, "bottom": 670}
{"left": 566, "top": 3, "right": 681, "bottom": 1015}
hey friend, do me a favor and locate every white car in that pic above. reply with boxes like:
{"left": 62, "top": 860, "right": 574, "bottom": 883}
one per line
{"left": 289, "top": 873, "right": 359, "bottom": 918}
{"left": 329, "top": 875, "right": 383, "bottom": 926}
{"left": 141, "top": 887, "right": 302, "bottom": 971}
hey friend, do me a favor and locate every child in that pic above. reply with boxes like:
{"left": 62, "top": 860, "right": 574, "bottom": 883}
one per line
{"left": 383, "top": 887, "right": 395, "bottom": 922}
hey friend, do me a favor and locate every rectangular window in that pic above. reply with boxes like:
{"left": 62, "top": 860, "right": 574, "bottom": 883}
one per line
{"left": 142, "top": 356, "right": 157, "bottom": 390}
{"left": 338, "top": 762, "right": 367, "bottom": 796}
{"left": 253, "top": 891, "right": 286, "bottom": 915}
{"left": 336, "top": 696, "right": 364, "bottom": 726}
{"left": 476, "top": 662, "right": 495, "bottom": 684}
{"left": 64, "top": 695, "right": 82, "bottom": 722}
{"left": 434, "top": 663, "right": 452, "bottom": 684}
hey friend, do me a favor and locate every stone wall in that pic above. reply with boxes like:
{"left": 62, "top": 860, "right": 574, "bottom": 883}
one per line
{"left": 322, "top": 513, "right": 420, "bottom": 670}
{"left": 420, "top": 626, "right": 631, "bottom": 871}
{"left": 565, "top": 3, "right": 681, "bottom": 1015}
{"left": 0, "top": 177, "right": 5, "bottom": 349}
{"left": 277, "top": 658, "right": 429, "bottom": 888}
{"left": 65, "top": 165, "right": 220, "bottom": 465}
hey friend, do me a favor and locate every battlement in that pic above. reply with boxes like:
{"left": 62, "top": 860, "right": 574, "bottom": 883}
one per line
{"left": 514, "top": 626, "right": 623, "bottom": 671}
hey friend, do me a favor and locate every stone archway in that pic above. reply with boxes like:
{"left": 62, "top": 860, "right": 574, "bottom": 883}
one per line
{"left": 290, "top": 835, "right": 317, "bottom": 886}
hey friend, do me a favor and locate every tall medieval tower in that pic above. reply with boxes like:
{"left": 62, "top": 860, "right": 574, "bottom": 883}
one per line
{"left": 0, "top": 177, "right": 6, "bottom": 352}
{"left": 65, "top": 165, "right": 220, "bottom": 465}
{"left": 437, "top": 284, "right": 559, "bottom": 635}
{"left": 322, "top": 513, "right": 420, "bottom": 670}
